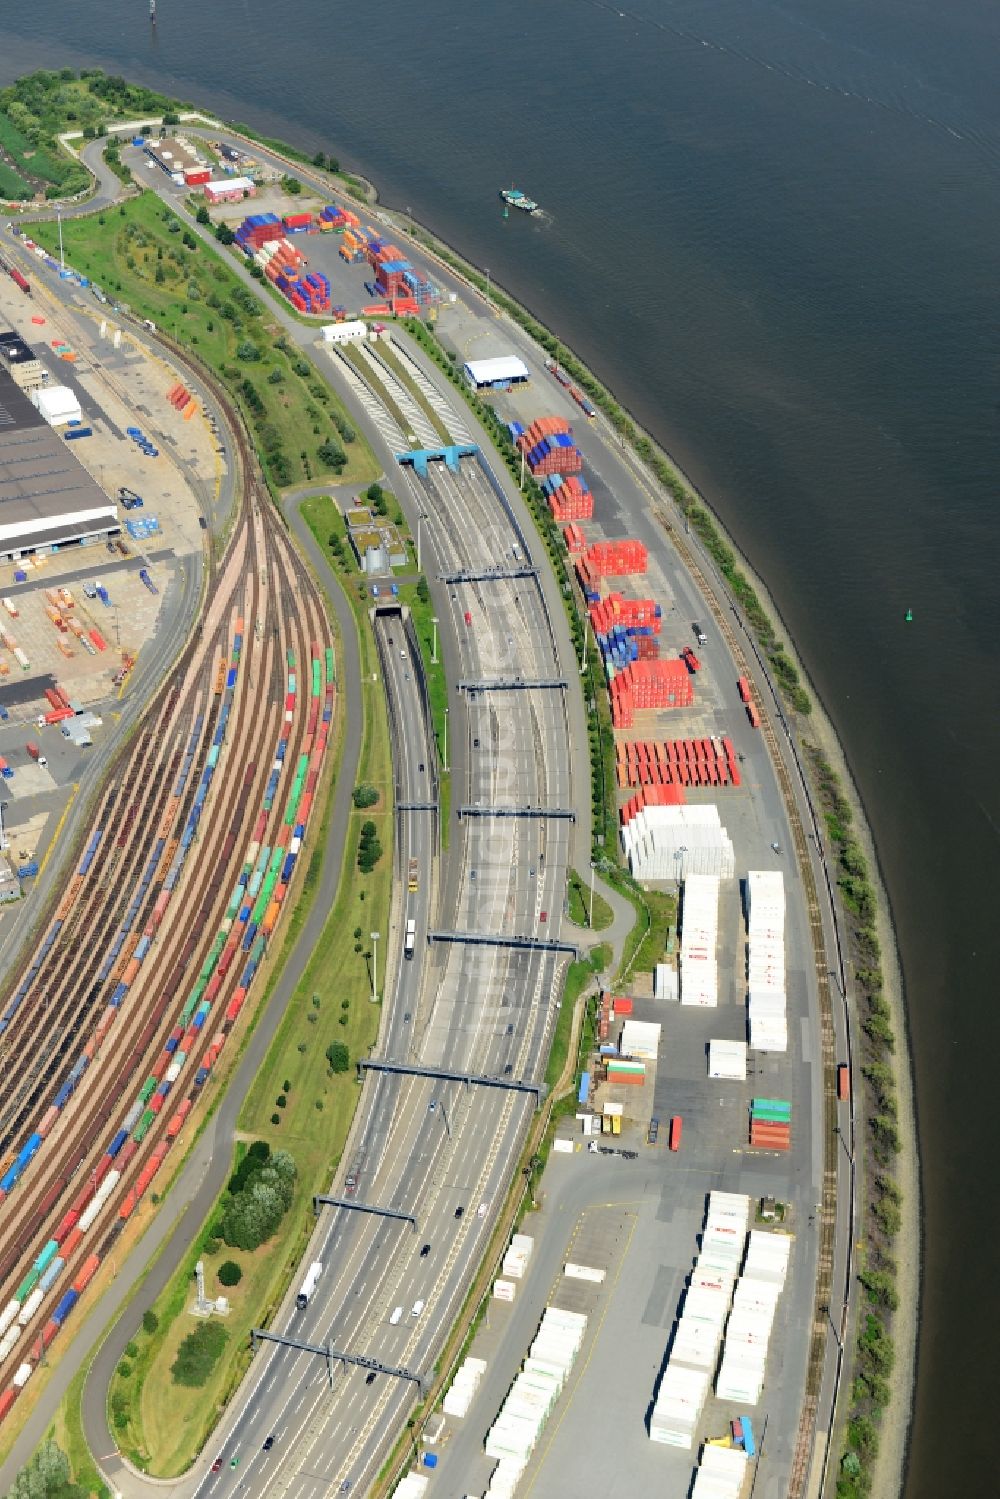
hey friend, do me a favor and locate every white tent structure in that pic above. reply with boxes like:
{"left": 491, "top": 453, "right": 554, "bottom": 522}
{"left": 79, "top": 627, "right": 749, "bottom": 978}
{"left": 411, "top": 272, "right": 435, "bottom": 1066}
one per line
{"left": 31, "top": 385, "right": 82, "bottom": 427}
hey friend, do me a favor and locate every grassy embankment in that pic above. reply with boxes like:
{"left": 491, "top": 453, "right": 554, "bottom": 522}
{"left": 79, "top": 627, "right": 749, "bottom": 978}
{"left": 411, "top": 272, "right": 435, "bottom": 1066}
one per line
{"left": 104, "top": 526, "right": 391, "bottom": 1476}
{"left": 28, "top": 192, "right": 377, "bottom": 493}
{"left": 0, "top": 69, "right": 187, "bottom": 202}
{"left": 806, "top": 746, "right": 902, "bottom": 1497}
{"left": 565, "top": 868, "right": 613, "bottom": 932}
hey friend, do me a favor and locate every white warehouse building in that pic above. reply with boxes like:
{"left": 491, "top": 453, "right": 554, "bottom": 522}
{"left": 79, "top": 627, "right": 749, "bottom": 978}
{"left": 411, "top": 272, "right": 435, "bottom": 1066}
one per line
{"left": 0, "top": 370, "right": 118, "bottom": 560}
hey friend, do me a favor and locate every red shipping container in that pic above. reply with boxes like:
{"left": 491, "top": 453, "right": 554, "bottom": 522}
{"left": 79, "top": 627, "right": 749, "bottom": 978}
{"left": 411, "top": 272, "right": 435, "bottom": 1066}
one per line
{"left": 738, "top": 676, "right": 752, "bottom": 703}
{"left": 73, "top": 1253, "right": 101, "bottom": 1294}
{"left": 837, "top": 1063, "right": 851, "bottom": 1101}
{"left": 669, "top": 1116, "right": 683, "bottom": 1151}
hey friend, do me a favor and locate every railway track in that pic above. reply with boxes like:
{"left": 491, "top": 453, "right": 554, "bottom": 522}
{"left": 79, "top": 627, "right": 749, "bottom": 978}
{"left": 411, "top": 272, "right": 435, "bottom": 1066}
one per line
{"left": 660, "top": 520, "right": 839, "bottom": 1496}
{"left": 0, "top": 367, "right": 337, "bottom": 1425}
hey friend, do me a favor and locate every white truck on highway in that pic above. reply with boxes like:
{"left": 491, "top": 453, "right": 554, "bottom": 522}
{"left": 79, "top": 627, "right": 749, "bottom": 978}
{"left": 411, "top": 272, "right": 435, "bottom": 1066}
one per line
{"left": 296, "top": 1260, "right": 323, "bottom": 1309}
{"left": 404, "top": 918, "right": 416, "bottom": 959}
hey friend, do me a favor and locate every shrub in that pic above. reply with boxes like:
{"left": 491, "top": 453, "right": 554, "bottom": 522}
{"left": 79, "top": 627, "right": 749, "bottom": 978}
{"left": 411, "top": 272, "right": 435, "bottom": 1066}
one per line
{"left": 326, "top": 1042, "right": 349, "bottom": 1073}
{"left": 218, "top": 1260, "right": 242, "bottom": 1287}
{"left": 352, "top": 783, "right": 378, "bottom": 808}
{"left": 142, "top": 1308, "right": 159, "bottom": 1334}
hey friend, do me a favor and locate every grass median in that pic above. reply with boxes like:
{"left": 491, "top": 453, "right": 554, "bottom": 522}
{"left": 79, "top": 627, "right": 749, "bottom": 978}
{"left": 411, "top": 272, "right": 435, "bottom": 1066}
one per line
{"left": 28, "top": 192, "right": 377, "bottom": 491}
{"left": 106, "top": 556, "right": 392, "bottom": 1476}
{"left": 565, "top": 867, "right": 613, "bottom": 931}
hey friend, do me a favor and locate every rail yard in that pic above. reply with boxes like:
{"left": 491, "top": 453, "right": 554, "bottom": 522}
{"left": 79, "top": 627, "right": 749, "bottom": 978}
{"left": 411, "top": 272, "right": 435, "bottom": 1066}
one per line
{"left": 0, "top": 442, "right": 335, "bottom": 1424}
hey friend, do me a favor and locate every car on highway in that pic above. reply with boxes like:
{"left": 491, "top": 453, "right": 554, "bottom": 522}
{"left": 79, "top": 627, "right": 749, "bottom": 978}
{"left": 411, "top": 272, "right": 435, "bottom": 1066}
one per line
{"left": 411, "top": 1300, "right": 425, "bottom": 1318}
{"left": 211, "top": 1459, "right": 223, "bottom": 1473}
{"left": 420, "top": 1243, "right": 431, "bottom": 1257}
{"left": 390, "top": 1305, "right": 403, "bottom": 1325}
{"left": 648, "top": 1117, "right": 660, "bottom": 1145}
{"left": 454, "top": 1205, "right": 464, "bottom": 1219}
{"left": 540, "top": 910, "right": 548, "bottom": 922}
{"left": 365, "top": 1371, "right": 377, "bottom": 1385}
{"left": 473, "top": 737, "right": 480, "bottom": 748}
{"left": 345, "top": 1173, "right": 359, "bottom": 1196}
{"left": 464, "top": 610, "right": 472, "bottom": 625}
{"left": 263, "top": 1436, "right": 275, "bottom": 1452}
{"left": 419, "top": 762, "right": 424, "bottom": 772}
{"left": 693, "top": 621, "right": 708, "bottom": 645}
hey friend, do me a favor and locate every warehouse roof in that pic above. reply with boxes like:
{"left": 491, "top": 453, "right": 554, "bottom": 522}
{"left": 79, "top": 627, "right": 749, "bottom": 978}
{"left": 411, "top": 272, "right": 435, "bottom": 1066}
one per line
{"left": 463, "top": 356, "right": 530, "bottom": 386}
{"left": 144, "top": 136, "right": 202, "bottom": 173}
{"left": 0, "top": 372, "right": 117, "bottom": 542}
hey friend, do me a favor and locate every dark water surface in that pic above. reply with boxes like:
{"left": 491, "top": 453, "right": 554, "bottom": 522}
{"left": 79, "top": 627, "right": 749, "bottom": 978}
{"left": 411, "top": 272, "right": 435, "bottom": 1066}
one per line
{"left": 3, "top": 3, "right": 1000, "bottom": 1492}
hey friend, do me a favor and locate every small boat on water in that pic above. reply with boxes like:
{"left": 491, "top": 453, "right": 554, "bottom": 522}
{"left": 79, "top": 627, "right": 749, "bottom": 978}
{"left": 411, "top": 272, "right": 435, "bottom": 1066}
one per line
{"left": 500, "top": 186, "right": 539, "bottom": 215}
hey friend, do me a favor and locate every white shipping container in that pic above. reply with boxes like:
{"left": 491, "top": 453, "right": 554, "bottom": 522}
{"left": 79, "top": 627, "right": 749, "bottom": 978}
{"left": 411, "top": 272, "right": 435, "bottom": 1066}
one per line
{"left": 17, "top": 1288, "right": 43, "bottom": 1327}
{"left": 0, "top": 1299, "right": 20, "bottom": 1338}
{"left": 563, "top": 1262, "right": 606, "bottom": 1283}
{"left": 0, "top": 1323, "right": 22, "bottom": 1360}
{"left": 493, "top": 1280, "right": 516, "bottom": 1302}
{"left": 12, "top": 1361, "right": 33, "bottom": 1388}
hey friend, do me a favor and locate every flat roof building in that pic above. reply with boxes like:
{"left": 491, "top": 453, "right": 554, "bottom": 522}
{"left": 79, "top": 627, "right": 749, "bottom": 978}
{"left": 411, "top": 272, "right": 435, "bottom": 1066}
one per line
{"left": 144, "top": 136, "right": 205, "bottom": 181}
{"left": 463, "top": 355, "right": 530, "bottom": 391}
{"left": 0, "top": 371, "right": 118, "bottom": 559}
{"left": 0, "top": 332, "right": 46, "bottom": 393}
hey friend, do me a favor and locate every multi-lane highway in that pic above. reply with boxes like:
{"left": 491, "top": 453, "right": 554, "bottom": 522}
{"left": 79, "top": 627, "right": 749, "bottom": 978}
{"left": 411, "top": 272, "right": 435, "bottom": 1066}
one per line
{"left": 187, "top": 444, "right": 574, "bottom": 1498}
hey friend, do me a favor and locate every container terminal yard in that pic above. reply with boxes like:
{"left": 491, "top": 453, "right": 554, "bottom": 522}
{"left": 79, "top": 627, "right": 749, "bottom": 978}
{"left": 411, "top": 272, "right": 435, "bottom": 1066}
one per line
{"left": 0, "top": 119, "right": 855, "bottom": 1499}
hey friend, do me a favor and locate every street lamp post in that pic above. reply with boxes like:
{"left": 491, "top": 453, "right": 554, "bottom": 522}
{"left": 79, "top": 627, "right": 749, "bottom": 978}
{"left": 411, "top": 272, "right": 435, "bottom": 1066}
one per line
{"left": 431, "top": 616, "right": 439, "bottom": 664}
{"left": 369, "top": 931, "right": 380, "bottom": 1003}
{"left": 416, "top": 511, "right": 428, "bottom": 572}
{"left": 589, "top": 862, "right": 596, "bottom": 929}
{"left": 442, "top": 706, "right": 449, "bottom": 773}
{"left": 57, "top": 211, "right": 64, "bottom": 272}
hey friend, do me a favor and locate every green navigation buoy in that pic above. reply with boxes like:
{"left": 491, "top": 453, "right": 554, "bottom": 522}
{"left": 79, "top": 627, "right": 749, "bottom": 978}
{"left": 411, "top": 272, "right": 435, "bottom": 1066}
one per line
{"left": 905, "top": 608, "right": 913, "bottom": 623}
{"left": 503, "top": 204, "right": 509, "bottom": 221}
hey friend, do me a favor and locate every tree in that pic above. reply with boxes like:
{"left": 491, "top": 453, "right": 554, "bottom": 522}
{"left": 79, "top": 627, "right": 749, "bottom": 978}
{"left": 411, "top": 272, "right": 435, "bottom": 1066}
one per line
{"left": 218, "top": 1260, "right": 242, "bottom": 1287}
{"left": 326, "top": 1042, "right": 349, "bottom": 1073}
{"left": 317, "top": 435, "right": 345, "bottom": 468}
{"left": 171, "top": 1321, "right": 228, "bottom": 1387}
{"left": 142, "top": 1308, "right": 159, "bottom": 1334}
{"left": 214, "top": 222, "right": 235, "bottom": 246}
{"left": 312, "top": 151, "right": 326, "bottom": 167}
{"left": 236, "top": 341, "right": 260, "bottom": 362}
{"left": 352, "top": 783, "right": 378, "bottom": 808}
{"left": 281, "top": 174, "right": 302, "bottom": 195}
{"left": 416, "top": 576, "right": 430, "bottom": 605}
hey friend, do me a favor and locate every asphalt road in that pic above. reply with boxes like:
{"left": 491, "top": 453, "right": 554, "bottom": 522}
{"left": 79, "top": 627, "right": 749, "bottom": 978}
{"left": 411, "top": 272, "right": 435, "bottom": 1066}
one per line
{"left": 0, "top": 130, "right": 850, "bottom": 1495}
{"left": 181, "top": 440, "right": 578, "bottom": 1499}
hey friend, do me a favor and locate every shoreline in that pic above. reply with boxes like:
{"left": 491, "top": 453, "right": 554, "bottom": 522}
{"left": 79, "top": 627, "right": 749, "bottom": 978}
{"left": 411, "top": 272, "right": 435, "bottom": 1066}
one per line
{"left": 0, "top": 86, "right": 919, "bottom": 1496}
{"left": 353, "top": 168, "right": 920, "bottom": 1493}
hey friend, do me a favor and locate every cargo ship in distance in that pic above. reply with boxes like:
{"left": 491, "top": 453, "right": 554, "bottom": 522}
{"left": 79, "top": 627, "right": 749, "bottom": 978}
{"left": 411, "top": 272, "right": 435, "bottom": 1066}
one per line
{"left": 500, "top": 186, "right": 539, "bottom": 214}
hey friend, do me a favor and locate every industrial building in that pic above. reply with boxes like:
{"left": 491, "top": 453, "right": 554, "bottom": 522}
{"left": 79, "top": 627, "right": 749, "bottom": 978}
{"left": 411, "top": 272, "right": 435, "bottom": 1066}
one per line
{"left": 204, "top": 177, "right": 256, "bottom": 205}
{"left": 143, "top": 136, "right": 209, "bottom": 184}
{"left": 0, "top": 332, "right": 46, "bottom": 393}
{"left": 344, "top": 503, "right": 407, "bottom": 575}
{"left": 0, "top": 370, "right": 118, "bottom": 559}
{"left": 463, "top": 355, "right": 530, "bottom": 392}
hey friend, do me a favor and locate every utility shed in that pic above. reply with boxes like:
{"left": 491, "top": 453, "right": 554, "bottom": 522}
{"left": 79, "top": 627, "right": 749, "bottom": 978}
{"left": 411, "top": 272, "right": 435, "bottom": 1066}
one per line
{"left": 463, "top": 355, "right": 530, "bottom": 391}
{"left": 31, "top": 385, "right": 82, "bottom": 428}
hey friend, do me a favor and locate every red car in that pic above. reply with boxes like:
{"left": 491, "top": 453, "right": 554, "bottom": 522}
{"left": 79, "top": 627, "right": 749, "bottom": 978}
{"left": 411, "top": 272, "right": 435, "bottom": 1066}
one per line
{"left": 464, "top": 610, "right": 472, "bottom": 625}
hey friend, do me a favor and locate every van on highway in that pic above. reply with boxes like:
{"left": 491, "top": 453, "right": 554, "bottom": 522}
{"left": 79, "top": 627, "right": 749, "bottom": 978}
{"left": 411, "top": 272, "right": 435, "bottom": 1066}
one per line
{"left": 410, "top": 1300, "right": 424, "bottom": 1319}
{"left": 389, "top": 1306, "right": 403, "bottom": 1325}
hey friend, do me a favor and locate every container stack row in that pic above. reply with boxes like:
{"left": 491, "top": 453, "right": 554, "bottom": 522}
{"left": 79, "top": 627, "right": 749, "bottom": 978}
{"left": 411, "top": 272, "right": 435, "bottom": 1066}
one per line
{"left": 609, "top": 659, "right": 694, "bottom": 727}
{"left": 541, "top": 473, "right": 593, "bottom": 521}
{"left": 649, "top": 1192, "right": 749, "bottom": 1448}
{"left": 749, "top": 1097, "right": 791, "bottom": 1151}
{"left": 747, "top": 870, "right": 786, "bottom": 1053}
{"left": 483, "top": 1307, "right": 588, "bottom": 1491}
{"left": 364, "top": 236, "right": 438, "bottom": 308}
{"left": 715, "top": 1232, "right": 792, "bottom": 1404}
{"left": 234, "top": 213, "right": 285, "bottom": 252}
{"left": 502, "top": 1233, "right": 534, "bottom": 1281}
{"left": 575, "top": 539, "right": 648, "bottom": 595}
{"left": 680, "top": 875, "right": 720, "bottom": 1008}
{"left": 589, "top": 592, "right": 662, "bottom": 636}
{"left": 615, "top": 736, "right": 741, "bottom": 790}
{"left": 691, "top": 1444, "right": 750, "bottom": 1499}
{"left": 621, "top": 803, "right": 736, "bottom": 882}
{"left": 442, "top": 1356, "right": 486, "bottom": 1418}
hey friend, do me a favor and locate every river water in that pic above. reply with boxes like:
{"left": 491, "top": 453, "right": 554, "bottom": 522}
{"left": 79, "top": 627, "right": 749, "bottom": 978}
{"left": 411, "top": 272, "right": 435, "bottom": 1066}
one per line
{"left": 2, "top": 3, "right": 999, "bottom": 1492}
